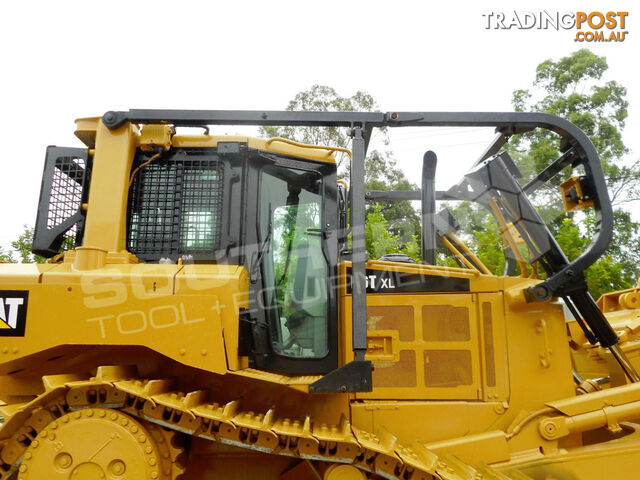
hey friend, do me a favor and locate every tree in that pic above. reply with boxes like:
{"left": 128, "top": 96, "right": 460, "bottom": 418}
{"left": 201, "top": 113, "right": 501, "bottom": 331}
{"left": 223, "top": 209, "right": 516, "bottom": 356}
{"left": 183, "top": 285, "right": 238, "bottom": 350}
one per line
{"left": 261, "top": 85, "right": 420, "bottom": 258}
{"left": 512, "top": 48, "right": 639, "bottom": 205}
{"left": 0, "top": 226, "right": 47, "bottom": 264}
{"left": 450, "top": 49, "right": 639, "bottom": 299}
{"left": 11, "top": 225, "right": 46, "bottom": 264}
{"left": 0, "top": 246, "right": 15, "bottom": 263}
{"left": 512, "top": 49, "right": 640, "bottom": 299}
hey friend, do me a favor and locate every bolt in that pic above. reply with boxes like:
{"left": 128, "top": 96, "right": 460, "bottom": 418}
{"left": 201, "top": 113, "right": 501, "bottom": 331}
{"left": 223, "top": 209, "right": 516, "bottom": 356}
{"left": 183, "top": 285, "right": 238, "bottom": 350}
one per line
{"left": 534, "top": 285, "right": 549, "bottom": 299}
{"left": 55, "top": 453, "right": 73, "bottom": 469}
{"left": 109, "top": 460, "right": 126, "bottom": 476}
{"left": 540, "top": 420, "right": 558, "bottom": 439}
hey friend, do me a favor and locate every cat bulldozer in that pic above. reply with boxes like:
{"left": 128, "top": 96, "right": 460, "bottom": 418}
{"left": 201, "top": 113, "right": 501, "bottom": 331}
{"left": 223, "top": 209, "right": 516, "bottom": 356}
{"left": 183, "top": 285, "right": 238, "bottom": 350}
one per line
{"left": 2, "top": 109, "right": 640, "bottom": 480}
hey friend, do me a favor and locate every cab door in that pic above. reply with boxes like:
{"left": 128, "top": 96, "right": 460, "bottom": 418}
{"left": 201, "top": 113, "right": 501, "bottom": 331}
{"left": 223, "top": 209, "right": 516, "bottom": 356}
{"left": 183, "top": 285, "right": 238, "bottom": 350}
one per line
{"left": 246, "top": 151, "right": 339, "bottom": 375}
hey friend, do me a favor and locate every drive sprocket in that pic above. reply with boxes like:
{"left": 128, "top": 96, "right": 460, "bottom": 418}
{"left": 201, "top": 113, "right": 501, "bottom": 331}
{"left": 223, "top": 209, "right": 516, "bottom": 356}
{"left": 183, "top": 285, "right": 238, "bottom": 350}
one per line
{"left": 15, "top": 408, "right": 184, "bottom": 480}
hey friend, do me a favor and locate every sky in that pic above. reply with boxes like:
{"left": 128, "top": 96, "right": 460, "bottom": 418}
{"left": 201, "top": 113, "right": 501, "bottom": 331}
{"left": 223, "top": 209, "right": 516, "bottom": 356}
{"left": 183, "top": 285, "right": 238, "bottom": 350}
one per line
{"left": 0, "top": 0, "right": 637, "bottom": 250}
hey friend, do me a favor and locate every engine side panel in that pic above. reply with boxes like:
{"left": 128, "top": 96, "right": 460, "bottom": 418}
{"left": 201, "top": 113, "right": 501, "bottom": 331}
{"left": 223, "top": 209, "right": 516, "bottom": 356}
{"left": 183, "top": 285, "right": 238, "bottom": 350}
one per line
{"left": 0, "top": 262, "right": 249, "bottom": 375}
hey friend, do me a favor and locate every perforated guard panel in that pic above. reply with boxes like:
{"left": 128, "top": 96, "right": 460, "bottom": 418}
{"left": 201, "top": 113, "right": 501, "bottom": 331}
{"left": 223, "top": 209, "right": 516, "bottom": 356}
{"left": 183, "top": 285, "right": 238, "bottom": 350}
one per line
{"left": 127, "top": 149, "right": 224, "bottom": 256}
{"left": 33, "top": 147, "right": 91, "bottom": 258}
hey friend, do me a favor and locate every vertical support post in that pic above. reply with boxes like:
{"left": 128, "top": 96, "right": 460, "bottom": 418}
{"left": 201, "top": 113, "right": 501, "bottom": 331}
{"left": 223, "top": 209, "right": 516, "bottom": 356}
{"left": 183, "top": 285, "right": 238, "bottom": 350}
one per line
{"left": 421, "top": 151, "right": 437, "bottom": 265}
{"left": 83, "top": 120, "right": 138, "bottom": 253}
{"left": 350, "top": 127, "right": 368, "bottom": 360}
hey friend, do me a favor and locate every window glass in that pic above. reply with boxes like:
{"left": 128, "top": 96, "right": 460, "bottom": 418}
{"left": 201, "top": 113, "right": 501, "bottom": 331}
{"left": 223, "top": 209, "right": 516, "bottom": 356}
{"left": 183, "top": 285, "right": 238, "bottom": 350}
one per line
{"left": 260, "top": 165, "right": 328, "bottom": 358}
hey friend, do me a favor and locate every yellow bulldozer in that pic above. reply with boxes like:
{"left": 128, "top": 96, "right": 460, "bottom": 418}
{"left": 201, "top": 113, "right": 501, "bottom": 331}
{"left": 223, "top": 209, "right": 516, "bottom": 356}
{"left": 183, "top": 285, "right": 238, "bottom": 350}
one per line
{"left": 1, "top": 109, "right": 640, "bottom": 480}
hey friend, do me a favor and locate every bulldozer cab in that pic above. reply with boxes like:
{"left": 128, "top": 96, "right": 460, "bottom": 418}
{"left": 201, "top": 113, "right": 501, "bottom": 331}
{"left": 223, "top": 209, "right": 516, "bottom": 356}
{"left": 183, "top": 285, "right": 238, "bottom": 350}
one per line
{"left": 30, "top": 110, "right": 638, "bottom": 391}
{"left": 8, "top": 110, "right": 640, "bottom": 480}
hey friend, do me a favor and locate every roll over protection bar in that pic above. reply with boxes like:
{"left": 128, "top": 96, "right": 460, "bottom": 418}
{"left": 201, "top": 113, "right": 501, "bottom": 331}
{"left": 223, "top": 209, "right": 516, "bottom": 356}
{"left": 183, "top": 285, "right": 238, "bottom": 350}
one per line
{"left": 102, "top": 109, "right": 622, "bottom": 386}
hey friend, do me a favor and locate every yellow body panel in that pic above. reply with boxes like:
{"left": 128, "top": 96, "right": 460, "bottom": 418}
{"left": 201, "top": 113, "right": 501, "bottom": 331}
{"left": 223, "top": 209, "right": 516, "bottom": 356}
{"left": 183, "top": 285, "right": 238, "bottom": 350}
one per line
{"left": 2, "top": 117, "right": 640, "bottom": 479}
{"left": 336, "top": 259, "right": 576, "bottom": 454}
{"left": 0, "top": 262, "right": 247, "bottom": 375}
{"left": 75, "top": 117, "right": 338, "bottom": 164}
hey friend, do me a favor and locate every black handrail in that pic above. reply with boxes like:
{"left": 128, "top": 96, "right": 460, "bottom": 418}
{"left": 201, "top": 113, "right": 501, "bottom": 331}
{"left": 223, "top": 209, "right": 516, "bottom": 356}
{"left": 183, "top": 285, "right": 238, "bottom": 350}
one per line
{"left": 103, "top": 109, "right": 619, "bottom": 386}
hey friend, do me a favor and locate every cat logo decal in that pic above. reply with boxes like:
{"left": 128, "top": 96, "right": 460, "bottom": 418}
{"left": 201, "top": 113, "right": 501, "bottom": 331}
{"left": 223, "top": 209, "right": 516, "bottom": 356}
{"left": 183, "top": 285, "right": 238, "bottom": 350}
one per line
{"left": 0, "top": 291, "right": 29, "bottom": 337}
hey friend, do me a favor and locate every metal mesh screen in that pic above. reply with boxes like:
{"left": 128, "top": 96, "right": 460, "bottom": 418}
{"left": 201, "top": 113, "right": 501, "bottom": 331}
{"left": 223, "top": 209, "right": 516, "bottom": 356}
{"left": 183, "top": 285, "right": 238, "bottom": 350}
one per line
{"left": 33, "top": 147, "right": 91, "bottom": 257}
{"left": 128, "top": 151, "right": 224, "bottom": 256}
{"left": 47, "top": 156, "right": 89, "bottom": 242}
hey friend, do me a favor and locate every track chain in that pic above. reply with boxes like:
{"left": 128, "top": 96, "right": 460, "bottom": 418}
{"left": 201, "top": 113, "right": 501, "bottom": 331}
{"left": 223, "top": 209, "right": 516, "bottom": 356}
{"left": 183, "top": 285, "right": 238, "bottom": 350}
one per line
{"left": 0, "top": 367, "right": 530, "bottom": 480}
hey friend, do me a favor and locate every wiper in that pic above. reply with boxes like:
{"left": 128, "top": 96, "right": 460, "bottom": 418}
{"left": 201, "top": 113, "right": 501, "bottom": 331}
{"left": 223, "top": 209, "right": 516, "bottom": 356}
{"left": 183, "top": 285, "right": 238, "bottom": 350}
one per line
{"left": 249, "top": 205, "right": 273, "bottom": 284}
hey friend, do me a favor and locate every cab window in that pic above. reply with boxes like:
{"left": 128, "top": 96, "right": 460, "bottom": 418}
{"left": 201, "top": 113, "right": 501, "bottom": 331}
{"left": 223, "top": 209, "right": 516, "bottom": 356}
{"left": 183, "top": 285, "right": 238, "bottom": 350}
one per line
{"left": 259, "top": 164, "right": 329, "bottom": 358}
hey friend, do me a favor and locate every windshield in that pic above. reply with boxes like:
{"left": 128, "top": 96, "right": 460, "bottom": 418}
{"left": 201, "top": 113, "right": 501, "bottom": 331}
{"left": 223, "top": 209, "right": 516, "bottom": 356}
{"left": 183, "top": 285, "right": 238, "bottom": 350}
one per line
{"left": 259, "top": 164, "right": 329, "bottom": 358}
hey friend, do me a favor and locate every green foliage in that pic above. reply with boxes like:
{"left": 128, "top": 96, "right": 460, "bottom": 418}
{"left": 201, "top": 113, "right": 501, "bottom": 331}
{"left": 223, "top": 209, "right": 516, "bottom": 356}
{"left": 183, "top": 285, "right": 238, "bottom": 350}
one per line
{"left": 0, "top": 246, "right": 15, "bottom": 263}
{"left": 0, "top": 225, "right": 49, "bottom": 264}
{"left": 364, "top": 205, "right": 420, "bottom": 262}
{"left": 260, "top": 85, "right": 382, "bottom": 171}
{"left": 472, "top": 216, "right": 506, "bottom": 276}
{"left": 260, "top": 63, "right": 640, "bottom": 299}
{"left": 512, "top": 49, "right": 637, "bottom": 204}
{"left": 400, "top": 235, "right": 421, "bottom": 262}
{"left": 511, "top": 49, "right": 640, "bottom": 298}
{"left": 445, "top": 50, "right": 639, "bottom": 298}
{"left": 365, "top": 205, "right": 399, "bottom": 259}
{"left": 11, "top": 225, "right": 46, "bottom": 264}
{"left": 262, "top": 85, "right": 420, "bottom": 257}
{"left": 550, "top": 215, "right": 638, "bottom": 299}
{"left": 272, "top": 202, "right": 321, "bottom": 302}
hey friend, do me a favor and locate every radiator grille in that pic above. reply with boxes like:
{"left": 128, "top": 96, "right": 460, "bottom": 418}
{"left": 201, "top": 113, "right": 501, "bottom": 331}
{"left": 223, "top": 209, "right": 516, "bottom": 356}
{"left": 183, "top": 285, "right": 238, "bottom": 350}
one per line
{"left": 128, "top": 151, "right": 224, "bottom": 256}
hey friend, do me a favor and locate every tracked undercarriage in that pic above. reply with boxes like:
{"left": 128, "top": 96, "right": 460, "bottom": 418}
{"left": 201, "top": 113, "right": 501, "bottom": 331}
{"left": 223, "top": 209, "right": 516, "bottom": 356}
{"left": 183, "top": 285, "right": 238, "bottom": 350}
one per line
{"left": 0, "top": 366, "right": 490, "bottom": 480}
{"left": 3, "top": 110, "right": 640, "bottom": 479}
{"left": 4, "top": 365, "right": 640, "bottom": 479}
